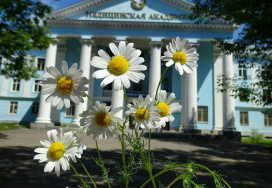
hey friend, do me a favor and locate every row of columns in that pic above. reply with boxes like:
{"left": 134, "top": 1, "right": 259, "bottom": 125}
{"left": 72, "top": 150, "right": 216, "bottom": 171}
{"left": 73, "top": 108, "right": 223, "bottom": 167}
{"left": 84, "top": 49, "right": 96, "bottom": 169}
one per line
{"left": 35, "top": 39, "right": 94, "bottom": 125}
{"left": 35, "top": 38, "right": 235, "bottom": 132}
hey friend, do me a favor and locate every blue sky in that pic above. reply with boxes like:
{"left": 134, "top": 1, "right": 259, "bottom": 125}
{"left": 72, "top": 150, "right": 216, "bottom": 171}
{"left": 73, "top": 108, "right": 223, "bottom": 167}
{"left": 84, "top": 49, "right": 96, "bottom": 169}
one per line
{"left": 41, "top": 0, "right": 82, "bottom": 10}
{"left": 42, "top": 0, "right": 242, "bottom": 39}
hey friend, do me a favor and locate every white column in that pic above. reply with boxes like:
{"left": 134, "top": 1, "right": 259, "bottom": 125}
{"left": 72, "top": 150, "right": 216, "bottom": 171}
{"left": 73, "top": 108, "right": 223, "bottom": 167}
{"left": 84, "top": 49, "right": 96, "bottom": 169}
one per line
{"left": 35, "top": 39, "right": 58, "bottom": 124}
{"left": 148, "top": 41, "right": 162, "bottom": 99}
{"left": 222, "top": 52, "right": 236, "bottom": 131}
{"left": 213, "top": 51, "right": 224, "bottom": 131}
{"left": 71, "top": 39, "right": 93, "bottom": 125}
{"left": 180, "top": 67, "right": 198, "bottom": 132}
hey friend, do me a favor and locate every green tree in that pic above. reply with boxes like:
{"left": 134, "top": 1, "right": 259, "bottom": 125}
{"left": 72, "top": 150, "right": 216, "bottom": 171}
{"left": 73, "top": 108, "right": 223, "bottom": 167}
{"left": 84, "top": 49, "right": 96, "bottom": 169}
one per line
{"left": 0, "top": 0, "right": 52, "bottom": 80}
{"left": 191, "top": 0, "right": 272, "bottom": 110}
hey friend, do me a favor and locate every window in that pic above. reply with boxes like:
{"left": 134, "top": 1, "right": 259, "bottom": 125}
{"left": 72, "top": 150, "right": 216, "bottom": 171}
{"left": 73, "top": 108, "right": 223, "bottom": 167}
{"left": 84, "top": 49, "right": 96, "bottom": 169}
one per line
{"left": 240, "top": 111, "right": 249, "bottom": 125}
{"left": 238, "top": 64, "right": 247, "bottom": 78}
{"left": 162, "top": 77, "right": 170, "bottom": 92}
{"left": 197, "top": 106, "right": 208, "bottom": 123}
{"left": 31, "top": 102, "right": 39, "bottom": 114}
{"left": 12, "top": 79, "right": 20, "bottom": 92}
{"left": 239, "top": 88, "right": 250, "bottom": 102}
{"left": 34, "top": 80, "right": 42, "bottom": 92}
{"left": 263, "top": 89, "right": 272, "bottom": 104}
{"left": 37, "top": 58, "right": 45, "bottom": 70}
{"left": 264, "top": 113, "right": 272, "bottom": 126}
{"left": 261, "top": 65, "right": 269, "bottom": 77}
{"left": 66, "top": 101, "right": 75, "bottom": 117}
{"left": 133, "top": 81, "right": 143, "bottom": 91}
{"left": 9, "top": 102, "right": 18, "bottom": 114}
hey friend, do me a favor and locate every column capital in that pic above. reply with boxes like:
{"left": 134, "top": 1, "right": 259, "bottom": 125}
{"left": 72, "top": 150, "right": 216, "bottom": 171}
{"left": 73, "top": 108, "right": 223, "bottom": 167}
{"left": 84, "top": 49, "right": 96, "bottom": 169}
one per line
{"left": 50, "top": 38, "right": 59, "bottom": 45}
{"left": 114, "top": 40, "right": 127, "bottom": 45}
{"left": 190, "top": 42, "right": 200, "bottom": 49}
{"left": 79, "top": 39, "right": 94, "bottom": 46}
{"left": 149, "top": 41, "right": 162, "bottom": 47}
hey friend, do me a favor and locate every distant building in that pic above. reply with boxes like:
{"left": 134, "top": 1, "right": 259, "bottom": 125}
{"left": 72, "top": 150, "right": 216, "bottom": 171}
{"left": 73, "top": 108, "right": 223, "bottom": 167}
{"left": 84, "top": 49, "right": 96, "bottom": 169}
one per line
{"left": 0, "top": 0, "right": 271, "bottom": 136}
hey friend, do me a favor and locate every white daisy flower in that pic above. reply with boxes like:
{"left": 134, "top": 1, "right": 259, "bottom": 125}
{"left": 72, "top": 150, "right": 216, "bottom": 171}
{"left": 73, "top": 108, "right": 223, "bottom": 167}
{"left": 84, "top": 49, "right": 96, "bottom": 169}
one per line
{"left": 79, "top": 101, "right": 123, "bottom": 140}
{"left": 161, "top": 37, "right": 199, "bottom": 75}
{"left": 68, "top": 131, "right": 87, "bottom": 163}
{"left": 91, "top": 41, "right": 147, "bottom": 90}
{"left": 156, "top": 90, "right": 182, "bottom": 128}
{"left": 34, "top": 128, "right": 85, "bottom": 177}
{"left": 125, "top": 95, "right": 161, "bottom": 130}
{"left": 40, "top": 61, "right": 89, "bottom": 110}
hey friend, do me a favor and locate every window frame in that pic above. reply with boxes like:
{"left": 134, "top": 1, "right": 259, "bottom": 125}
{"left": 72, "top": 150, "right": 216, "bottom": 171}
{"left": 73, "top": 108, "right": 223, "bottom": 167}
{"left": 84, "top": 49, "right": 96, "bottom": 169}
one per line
{"left": 240, "top": 111, "right": 249, "bottom": 126}
{"left": 264, "top": 113, "right": 272, "bottom": 126}
{"left": 238, "top": 64, "right": 247, "bottom": 79}
{"left": 263, "top": 89, "right": 272, "bottom": 104}
{"left": 65, "top": 101, "right": 75, "bottom": 117}
{"left": 9, "top": 101, "right": 18, "bottom": 114}
{"left": 12, "top": 79, "right": 20, "bottom": 92}
{"left": 33, "top": 80, "right": 42, "bottom": 93}
{"left": 239, "top": 88, "right": 250, "bottom": 102}
{"left": 197, "top": 106, "right": 208, "bottom": 123}
{"left": 37, "top": 58, "right": 45, "bottom": 71}
{"left": 31, "top": 102, "right": 39, "bottom": 115}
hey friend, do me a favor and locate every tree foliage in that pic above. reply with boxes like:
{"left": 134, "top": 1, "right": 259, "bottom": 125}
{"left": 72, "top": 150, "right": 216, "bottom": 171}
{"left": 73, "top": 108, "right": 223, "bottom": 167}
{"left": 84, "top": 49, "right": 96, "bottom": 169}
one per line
{"left": 191, "top": 0, "right": 272, "bottom": 109}
{"left": 0, "top": 0, "right": 52, "bottom": 80}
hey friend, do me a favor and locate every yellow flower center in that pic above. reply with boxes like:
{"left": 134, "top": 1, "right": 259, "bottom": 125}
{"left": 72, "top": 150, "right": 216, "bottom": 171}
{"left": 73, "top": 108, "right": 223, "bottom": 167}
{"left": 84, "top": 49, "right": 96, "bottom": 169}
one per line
{"left": 108, "top": 56, "right": 129, "bottom": 75}
{"left": 95, "top": 112, "right": 110, "bottom": 127}
{"left": 135, "top": 107, "right": 149, "bottom": 121}
{"left": 48, "top": 142, "right": 65, "bottom": 160}
{"left": 57, "top": 76, "right": 74, "bottom": 94}
{"left": 157, "top": 102, "right": 170, "bottom": 117}
{"left": 173, "top": 51, "right": 187, "bottom": 65}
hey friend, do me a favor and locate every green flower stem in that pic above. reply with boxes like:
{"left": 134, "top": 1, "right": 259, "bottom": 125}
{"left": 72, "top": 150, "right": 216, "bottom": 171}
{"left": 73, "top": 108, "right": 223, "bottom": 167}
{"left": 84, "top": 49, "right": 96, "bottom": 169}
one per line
{"left": 83, "top": 91, "right": 95, "bottom": 104}
{"left": 166, "top": 176, "right": 183, "bottom": 188}
{"left": 78, "top": 158, "right": 97, "bottom": 188}
{"left": 186, "top": 178, "right": 199, "bottom": 187}
{"left": 154, "top": 67, "right": 169, "bottom": 101}
{"left": 95, "top": 141, "right": 112, "bottom": 188}
{"left": 116, "top": 123, "right": 134, "bottom": 144}
{"left": 148, "top": 129, "right": 152, "bottom": 165}
{"left": 194, "top": 164, "right": 231, "bottom": 188}
{"left": 140, "top": 163, "right": 231, "bottom": 188}
{"left": 121, "top": 87, "right": 129, "bottom": 188}
{"left": 139, "top": 164, "right": 187, "bottom": 188}
{"left": 69, "top": 162, "right": 88, "bottom": 187}
{"left": 123, "top": 87, "right": 129, "bottom": 104}
{"left": 135, "top": 130, "right": 157, "bottom": 188}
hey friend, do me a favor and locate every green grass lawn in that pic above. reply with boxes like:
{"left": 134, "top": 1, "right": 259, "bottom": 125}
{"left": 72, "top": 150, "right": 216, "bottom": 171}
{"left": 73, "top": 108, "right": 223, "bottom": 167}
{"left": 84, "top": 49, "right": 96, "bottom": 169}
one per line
{"left": 241, "top": 137, "right": 272, "bottom": 147}
{"left": 0, "top": 123, "right": 30, "bottom": 131}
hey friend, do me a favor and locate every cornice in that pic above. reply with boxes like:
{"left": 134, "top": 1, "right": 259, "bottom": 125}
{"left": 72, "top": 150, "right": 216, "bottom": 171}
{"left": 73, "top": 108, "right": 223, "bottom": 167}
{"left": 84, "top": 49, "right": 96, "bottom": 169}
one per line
{"left": 47, "top": 19, "right": 237, "bottom": 31}
{"left": 46, "top": 0, "right": 112, "bottom": 19}
{"left": 47, "top": 0, "right": 195, "bottom": 20}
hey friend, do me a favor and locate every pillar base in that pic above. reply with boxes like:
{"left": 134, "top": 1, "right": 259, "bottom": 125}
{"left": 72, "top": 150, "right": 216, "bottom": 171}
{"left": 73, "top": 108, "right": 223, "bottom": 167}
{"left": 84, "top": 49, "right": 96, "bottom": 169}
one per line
{"left": 218, "top": 130, "right": 241, "bottom": 141}
{"left": 179, "top": 126, "right": 200, "bottom": 134}
{"left": 66, "top": 123, "right": 81, "bottom": 131}
{"left": 30, "top": 122, "right": 55, "bottom": 130}
{"left": 70, "top": 120, "right": 80, "bottom": 126}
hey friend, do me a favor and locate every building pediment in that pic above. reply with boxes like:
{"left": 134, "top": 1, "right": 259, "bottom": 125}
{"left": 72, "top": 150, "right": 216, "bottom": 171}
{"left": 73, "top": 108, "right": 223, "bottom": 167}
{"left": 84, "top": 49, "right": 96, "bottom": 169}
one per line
{"left": 46, "top": 0, "right": 236, "bottom": 31}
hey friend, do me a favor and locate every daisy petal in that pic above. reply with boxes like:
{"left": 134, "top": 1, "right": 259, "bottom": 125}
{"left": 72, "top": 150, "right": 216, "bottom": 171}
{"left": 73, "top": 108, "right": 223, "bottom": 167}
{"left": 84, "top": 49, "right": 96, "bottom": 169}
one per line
{"left": 61, "top": 61, "right": 69, "bottom": 75}
{"left": 109, "top": 43, "right": 119, "bottom": 56}
{"left": 67, "top": 63, "right": 78, "bottom": 77}
{"left": 98, "top": 49, "right": 111, "bottom": 62}
{"left": 101, "top": 74, "right": 116, "bottom": 87}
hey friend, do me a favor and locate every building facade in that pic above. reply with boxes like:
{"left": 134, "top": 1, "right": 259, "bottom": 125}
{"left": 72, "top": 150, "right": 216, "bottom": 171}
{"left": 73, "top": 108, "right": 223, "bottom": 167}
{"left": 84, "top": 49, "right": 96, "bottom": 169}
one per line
{"left": 0, "top": 0, "right": 271, "bottom": 136}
